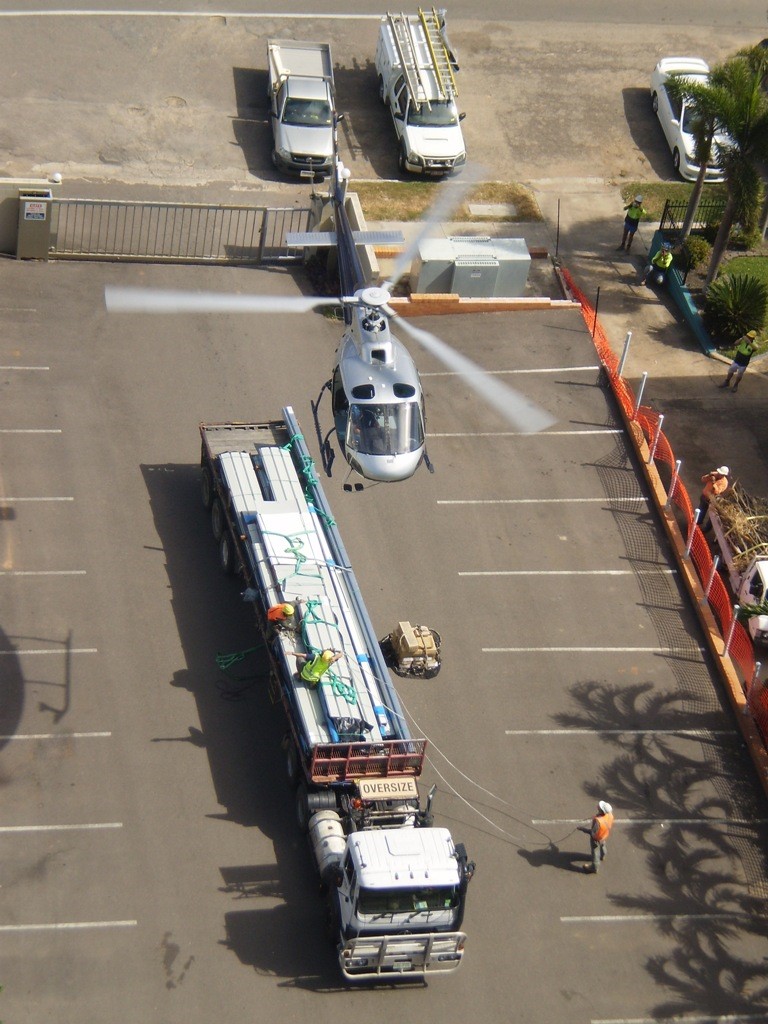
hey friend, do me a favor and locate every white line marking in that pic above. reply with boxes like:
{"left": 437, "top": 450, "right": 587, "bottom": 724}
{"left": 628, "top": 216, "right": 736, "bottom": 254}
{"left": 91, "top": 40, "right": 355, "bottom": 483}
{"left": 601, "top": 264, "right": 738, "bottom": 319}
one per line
{"left": 422, "top": 365, "right": 600, "bottom": 377}
{"left": 0, "top": 822, "right": 122, "bottom": 833}
{"left": 563, "top": 912, "right": 763, "bottom": 924}
{"left": 0, "top": 9, "right": 382, "bottom": 18}
{"left": 460, "top": 569, "right": 675, "bottom": 577}
{"left": 0, "top": 570, "right": 85, "bottom": 576}
{"left": 438, "top": 497, "right": 648, "bottom": 505}
{"left": 535, "top": 817, "right": 765, "bottom": 826}
{"left": 0, "top": 648, "right": 97, "bottom": 656}
{"left": 0, "top": 732, "right": 110, "bottom": 741}
{"left": 0, "top": 496, "right": 73, "bottom": 502}
{"left": 0, "top": 920, "right": 137, "bottom": 932}
{"left": 430, "top": 429, "right": 622, "bottom": 438}
{"left": 484, "top": 646, "right": 704, "bottom": 654}
{"left": 506, "top": 728, "right": 736, "bottom": 737}
{"left": 594, "top": 1014, "right": 768, "bottom": 1023}
{"left": 0, "top": 429, "right": 61, "bottom": 434}
{"left": 0, "top": 365, "right": 49, "bottom": 371}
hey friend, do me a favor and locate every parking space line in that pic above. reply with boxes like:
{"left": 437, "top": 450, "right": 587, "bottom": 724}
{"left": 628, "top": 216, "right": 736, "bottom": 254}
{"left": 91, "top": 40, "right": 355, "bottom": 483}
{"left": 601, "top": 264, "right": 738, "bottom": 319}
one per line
{"left": 0, "top": 365, "right": 49, "bottom": 371}
{"left": 0, "top": 822, "right": 122, "bottom": 833}
{"left": 0, "top": 920, "right": 137, "bottom": 932}
{"left": 0, "top": 496, "right": 73, "bottom": 502}
{"left": 0, "top": 648, "right": 97, "bottom": 655}
{"left": 0, "top": 429, "right": 62, "bottom": 434}
{"left": 0, "top": 9, "right": 383, "bottom": 19}
{"left": 461, "top": 569, "right": 675, "bottom": 577}
{"left": 0, "top": 570, "right": 85, "bottom": 576}
{"left": 594, "top": 1014, "right": 768, "bottom": 1023}
{"left": 484, "top": 646, "right": 704, "bottom": 654}
{"left": 507, "top": 728, "right": 736, "bottom": 737}
{"left": 0, "top": 732, "right": 110, "bottom": 740}
{"left": 439, "top": 497, "right": 648, "bottom": 505}
{"left": 422, "top": 365, "right": 600, "bottom": 376}
{"left": 431, "top": 429, "right": 622, "bottom": 437}
{"left": 563, "top": 912, "right": 763, "bottom": 924}
{"left": 535, "top": 817, "right": 766, "bottom": 827}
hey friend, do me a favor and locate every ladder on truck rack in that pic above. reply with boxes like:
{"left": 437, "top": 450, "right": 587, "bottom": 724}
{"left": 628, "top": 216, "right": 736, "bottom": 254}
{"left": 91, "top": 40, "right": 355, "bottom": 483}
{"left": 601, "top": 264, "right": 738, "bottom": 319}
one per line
{"left": 387, "top": 7, "right": 459, "bottom": 108}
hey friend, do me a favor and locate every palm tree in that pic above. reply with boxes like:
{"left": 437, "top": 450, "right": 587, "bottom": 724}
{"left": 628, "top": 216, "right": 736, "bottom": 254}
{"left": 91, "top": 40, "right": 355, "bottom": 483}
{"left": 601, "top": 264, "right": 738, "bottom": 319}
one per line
{"left": 664, "top": 65, "right": 731, "bottom": 242}
{"left": 703, "top": 47, "right": 768, "bottom": 287}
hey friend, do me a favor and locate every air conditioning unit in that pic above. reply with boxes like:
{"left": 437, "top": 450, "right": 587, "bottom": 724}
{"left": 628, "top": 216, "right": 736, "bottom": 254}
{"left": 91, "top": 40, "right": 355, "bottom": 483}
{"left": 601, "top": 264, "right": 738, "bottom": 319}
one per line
{"left": 411, "top": 236, "right": 531, "bottom": 297}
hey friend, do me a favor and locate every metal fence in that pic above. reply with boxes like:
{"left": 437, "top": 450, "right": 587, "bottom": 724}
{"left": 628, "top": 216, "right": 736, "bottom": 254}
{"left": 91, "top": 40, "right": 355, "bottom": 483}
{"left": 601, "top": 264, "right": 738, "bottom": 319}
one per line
{"left": 659, "top": 196, "right": 726, "bottom": 235}
{"left": 49, "top": 199, "right": 312, "bottom": 264}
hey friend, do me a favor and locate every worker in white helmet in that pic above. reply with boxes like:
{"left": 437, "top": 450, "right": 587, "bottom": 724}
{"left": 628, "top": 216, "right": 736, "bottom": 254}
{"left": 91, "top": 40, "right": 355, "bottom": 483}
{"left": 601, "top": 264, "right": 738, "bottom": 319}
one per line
{"left": 579, "top": 800, "right": 614, "bottom": 874}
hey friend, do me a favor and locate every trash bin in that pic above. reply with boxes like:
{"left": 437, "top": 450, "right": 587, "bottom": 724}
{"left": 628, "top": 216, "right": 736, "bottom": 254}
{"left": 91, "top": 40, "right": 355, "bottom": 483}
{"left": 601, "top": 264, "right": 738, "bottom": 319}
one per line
{"left": 17, "top": 189, "right": 52, "bottom": 259}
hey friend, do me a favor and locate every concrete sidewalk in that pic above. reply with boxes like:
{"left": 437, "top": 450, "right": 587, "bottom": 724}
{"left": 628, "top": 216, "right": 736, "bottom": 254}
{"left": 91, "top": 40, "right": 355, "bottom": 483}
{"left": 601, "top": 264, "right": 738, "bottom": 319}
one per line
{"left": 530, "top": 179, "right": 768, "bottom": 500}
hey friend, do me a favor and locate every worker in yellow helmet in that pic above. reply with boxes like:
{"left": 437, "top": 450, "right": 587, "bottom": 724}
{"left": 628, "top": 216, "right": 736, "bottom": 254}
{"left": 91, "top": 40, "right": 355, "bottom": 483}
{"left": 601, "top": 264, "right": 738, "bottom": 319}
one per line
{"left": 295, "top": 649, "right": 343, "bottom": 687}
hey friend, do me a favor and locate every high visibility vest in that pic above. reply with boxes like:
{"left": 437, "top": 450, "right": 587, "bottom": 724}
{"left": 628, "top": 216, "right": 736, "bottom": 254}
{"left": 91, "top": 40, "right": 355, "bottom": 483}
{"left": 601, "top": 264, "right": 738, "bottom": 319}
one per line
{"left": 268, "top": 603, "right": 292, "bottom": 622}
{"left": 736, "top": 337, "right": 755, "bottom": 359}
{"left": 625, "top": 203, "right": 644, "bottom": 222}
{"left": 300, "top": 652, "right": 334, "bottom": 684}
{"left": 592, "top": 812, "right": 614, "bottom": 842}
{"left": 652, "top": 250, "right": 673, "bottom": 270}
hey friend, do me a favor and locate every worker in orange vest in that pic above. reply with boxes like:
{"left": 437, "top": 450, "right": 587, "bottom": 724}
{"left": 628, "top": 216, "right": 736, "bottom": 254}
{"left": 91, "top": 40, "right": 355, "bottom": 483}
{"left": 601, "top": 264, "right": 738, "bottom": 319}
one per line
{"left": 267, "top": 602, "right": 295, "bottom": 624}
{"left": 579, "top": 800, "right": 614, "bottom": 874}
{"left": 699, "top": 466, "right": 729, "bottom": 527}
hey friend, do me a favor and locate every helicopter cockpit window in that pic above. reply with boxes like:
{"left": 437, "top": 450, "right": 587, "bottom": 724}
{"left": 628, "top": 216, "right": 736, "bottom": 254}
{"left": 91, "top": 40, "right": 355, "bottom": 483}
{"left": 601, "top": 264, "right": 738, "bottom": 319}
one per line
{"left": 347, "top": 403, "right": 424, "bottom": 456}
{"left": 351, "top": 385, "right": 375, "bottom": 400}
{"left": 393, "top": 383, "right": 416, "bottom": 398}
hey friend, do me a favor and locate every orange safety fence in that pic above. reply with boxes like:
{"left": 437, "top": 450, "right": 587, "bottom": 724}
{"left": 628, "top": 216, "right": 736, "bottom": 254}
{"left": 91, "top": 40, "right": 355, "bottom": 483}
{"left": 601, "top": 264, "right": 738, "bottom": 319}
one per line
{"left": 748, "top": 679, "right": 768, "bottom": 745}
{"left": 561, "top": 266, "right": 759, "bottom": 700}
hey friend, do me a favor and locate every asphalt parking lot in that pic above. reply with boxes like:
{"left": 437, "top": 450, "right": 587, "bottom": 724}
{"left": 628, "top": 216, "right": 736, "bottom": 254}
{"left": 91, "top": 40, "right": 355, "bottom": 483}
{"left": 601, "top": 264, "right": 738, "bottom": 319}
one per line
{"left": 1, "top": 256, "right": 767, "bottom": 1023}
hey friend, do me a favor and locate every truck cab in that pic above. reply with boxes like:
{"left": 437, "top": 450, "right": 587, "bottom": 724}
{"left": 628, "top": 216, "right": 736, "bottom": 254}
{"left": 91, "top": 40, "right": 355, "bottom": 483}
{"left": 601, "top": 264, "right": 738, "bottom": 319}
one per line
{"left": 332, "top": 827, "right": 471, "bottom": 978}
{"left": 388, "top": 73, "right": 466, "bottom": 174}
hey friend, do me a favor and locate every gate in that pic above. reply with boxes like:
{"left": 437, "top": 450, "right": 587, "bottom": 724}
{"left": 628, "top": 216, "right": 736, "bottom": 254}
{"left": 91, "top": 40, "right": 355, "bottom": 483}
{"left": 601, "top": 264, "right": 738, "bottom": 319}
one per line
{"left": 49, "top": 198, "right": 311, "bottom": 264}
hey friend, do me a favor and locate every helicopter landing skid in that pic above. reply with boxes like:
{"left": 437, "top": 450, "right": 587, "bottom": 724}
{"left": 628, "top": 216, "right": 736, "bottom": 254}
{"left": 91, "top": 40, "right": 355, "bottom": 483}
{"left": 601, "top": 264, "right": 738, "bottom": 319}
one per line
{"left": 311, "top": 382, "right": 335, "bottom": 478}
{"left": 423, "top": 449, "right": 436, "bottom": 474}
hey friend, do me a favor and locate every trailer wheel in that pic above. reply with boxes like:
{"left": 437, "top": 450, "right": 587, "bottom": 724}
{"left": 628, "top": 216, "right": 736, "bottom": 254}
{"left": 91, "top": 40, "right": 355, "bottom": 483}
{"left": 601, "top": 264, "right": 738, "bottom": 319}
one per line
{"left": 219, "top": 532, "right": 235, "bottom": 575}
{"left": 285, "top": 740, "right": 301, "bottom": 788}
{"left": 201, "top": 467, "right": 214, "bottom": 509}
{"left": 378, "top": 74, "right": 386, "bottom": 103}
{"left": 211, "top": 498, "right": 225, "bottom": 540}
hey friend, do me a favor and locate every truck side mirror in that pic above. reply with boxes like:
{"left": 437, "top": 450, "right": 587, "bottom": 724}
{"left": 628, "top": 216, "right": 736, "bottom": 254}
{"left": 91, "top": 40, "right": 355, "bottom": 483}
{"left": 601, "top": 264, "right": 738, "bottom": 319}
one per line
{"left": 459, "top": 112, "right": 466, "bottom": 121}
{"left": 336, "top": 112, "right": 345, "bottom": 124}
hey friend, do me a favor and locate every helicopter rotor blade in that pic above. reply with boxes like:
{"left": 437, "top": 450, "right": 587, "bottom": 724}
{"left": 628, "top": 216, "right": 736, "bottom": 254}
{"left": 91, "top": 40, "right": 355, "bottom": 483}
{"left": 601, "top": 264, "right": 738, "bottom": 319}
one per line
{"left": 382, "top": 167, "right": 482, "bottom": 293}
{"left": 105, "top": 286, "right": 339, "bottom": 315}
{"left": 388, "top": 312, "right": 555, "bottom": 434}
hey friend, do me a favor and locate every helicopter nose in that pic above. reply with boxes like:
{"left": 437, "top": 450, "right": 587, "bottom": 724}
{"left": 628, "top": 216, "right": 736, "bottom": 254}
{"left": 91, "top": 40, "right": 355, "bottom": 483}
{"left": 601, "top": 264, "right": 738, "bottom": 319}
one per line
{"left": 352, "top": 448, "right": 424, "bottom": 483}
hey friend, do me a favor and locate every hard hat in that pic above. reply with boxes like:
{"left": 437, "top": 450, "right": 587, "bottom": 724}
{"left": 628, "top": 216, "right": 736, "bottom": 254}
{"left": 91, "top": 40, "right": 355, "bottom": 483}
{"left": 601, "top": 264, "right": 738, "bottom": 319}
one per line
{"left": 282, "top": 603, "right": 295, "bottom": 616}
{"left": 661, "top": 240, "right": 672, "bottom": 249}
{"left": 747, "top": 329, "right": 758, "bottom": 338}
{"left": 321, "top": 650, "right": 335, "bottom": 660}
{"left": 716, "top": 466, "right": 729, "bottom": 476}
{"left": 598, "top": 800, "right": 612, "bottom": 815}
{"left": 634, "top": 194, "right": 643, "bottom": 202}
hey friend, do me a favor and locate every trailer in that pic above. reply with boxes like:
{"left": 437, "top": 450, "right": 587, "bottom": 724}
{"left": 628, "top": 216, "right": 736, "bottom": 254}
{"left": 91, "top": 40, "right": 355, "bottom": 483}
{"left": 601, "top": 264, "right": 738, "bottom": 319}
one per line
{"left": 200, "top": 408, "right": 473, "bottom": 980}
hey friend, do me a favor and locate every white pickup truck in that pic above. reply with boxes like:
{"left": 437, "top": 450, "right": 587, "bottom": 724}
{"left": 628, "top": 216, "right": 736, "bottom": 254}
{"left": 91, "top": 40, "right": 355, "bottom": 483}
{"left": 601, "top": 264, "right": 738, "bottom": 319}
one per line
{"left": 267, "top": 39, "right": 336, "bottom": 177}
{"left": 375, "top": 9, "right": 466, "bottom": 176}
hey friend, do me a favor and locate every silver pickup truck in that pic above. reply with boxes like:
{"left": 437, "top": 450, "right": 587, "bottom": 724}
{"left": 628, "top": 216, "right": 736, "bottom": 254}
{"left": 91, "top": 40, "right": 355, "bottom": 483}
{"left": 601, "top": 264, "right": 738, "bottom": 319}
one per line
{"left": 267, "top": 39, "right": 336, "bottom": 177}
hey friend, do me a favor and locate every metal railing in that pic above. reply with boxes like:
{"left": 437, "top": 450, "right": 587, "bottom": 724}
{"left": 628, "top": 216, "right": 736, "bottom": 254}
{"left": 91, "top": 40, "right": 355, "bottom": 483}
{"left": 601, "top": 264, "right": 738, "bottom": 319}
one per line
{"left": 659, "top": 196, "right": 726, "bottom": 236}
{"left": 49, "top": 199, "right": 311, "bottom": 264}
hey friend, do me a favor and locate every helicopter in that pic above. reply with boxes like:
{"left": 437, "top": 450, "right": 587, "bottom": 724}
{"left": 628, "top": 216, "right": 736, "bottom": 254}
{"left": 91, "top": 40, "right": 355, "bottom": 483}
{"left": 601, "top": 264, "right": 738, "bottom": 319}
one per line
{"left": 105, "top": 123, "right": 554, "bottom": 484}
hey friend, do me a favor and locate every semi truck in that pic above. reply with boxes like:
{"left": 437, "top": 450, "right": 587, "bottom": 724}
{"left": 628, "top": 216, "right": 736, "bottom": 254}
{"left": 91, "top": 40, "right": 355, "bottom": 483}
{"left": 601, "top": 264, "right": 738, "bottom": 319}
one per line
{"left": 375, "top": 8, "right": 466, "bottom": 175}
{"left": 200, "top": 408, "right": 474, "bottom": 980}
{"left": 708, "top": 489, "right": 768, "bottom": 645}
{"left": 267, "top": 39, "right": 336, "bottom": 176}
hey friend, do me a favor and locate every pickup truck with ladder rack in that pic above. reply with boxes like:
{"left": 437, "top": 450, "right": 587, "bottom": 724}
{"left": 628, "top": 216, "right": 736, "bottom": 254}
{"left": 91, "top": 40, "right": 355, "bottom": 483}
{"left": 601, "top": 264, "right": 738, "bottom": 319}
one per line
{"left": 200, "top": 408, "right": 474, "bottom": 980}
{"left": 375, "top": 7, "right": 466, "bottom": 175}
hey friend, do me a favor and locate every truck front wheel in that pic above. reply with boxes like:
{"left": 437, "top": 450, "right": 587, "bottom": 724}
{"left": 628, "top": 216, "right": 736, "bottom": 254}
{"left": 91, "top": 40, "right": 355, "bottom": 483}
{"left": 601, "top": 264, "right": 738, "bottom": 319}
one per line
{"left": 398, "top": 144, "right": 408, "bottom": 174}
{"left": 378, "top": 75, "right": 386, "bottom": 103}
{"left": 219, "top": 532, "right": 235, "bottom": 575}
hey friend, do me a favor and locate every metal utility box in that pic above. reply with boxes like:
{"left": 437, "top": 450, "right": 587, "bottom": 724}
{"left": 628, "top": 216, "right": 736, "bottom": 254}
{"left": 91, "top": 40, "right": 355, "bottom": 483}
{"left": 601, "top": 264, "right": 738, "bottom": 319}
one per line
{"left": 412, "top": 236, "right": 531, "bottom": 297}
{"left": 17, "top": 189, "right": 53, "bottom": 259}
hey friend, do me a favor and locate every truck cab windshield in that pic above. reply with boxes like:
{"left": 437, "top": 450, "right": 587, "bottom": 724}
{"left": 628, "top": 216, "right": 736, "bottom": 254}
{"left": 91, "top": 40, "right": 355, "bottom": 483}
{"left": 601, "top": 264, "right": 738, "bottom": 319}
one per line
{"left": 282, "top": 98, "right": 332, "bottom": 126}
{"left": 347, "top": 402, "right": 424, "bottom": 456}
{"left": 408, "top": 100, "right": 459, "bottom": 128}
{"left": 358, "top": 886, "right": 458, "bottom": 915}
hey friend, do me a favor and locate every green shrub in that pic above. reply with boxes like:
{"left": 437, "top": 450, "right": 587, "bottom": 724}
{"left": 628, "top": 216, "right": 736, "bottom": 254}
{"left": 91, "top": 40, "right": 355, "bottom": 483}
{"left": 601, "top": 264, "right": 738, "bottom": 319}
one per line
{"left": 704, "top": 273, "right": 768, "bottom": 344}
{"left": 681, "top": 234, "right": 712, "bottom": 271}
{"left": 702, "top": 221, "right": 721, "bottom": 245}
{"left": 731, "top": 224, "right": 762, "bottom": 251}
